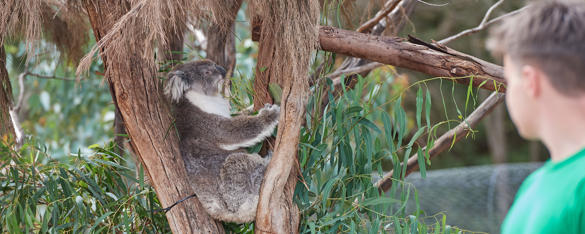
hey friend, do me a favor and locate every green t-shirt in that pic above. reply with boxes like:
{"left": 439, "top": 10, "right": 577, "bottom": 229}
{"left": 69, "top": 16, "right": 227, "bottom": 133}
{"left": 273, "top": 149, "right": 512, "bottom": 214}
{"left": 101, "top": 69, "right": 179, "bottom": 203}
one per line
{"left": 501, "top": 147, "right": 585, "bottom": 234}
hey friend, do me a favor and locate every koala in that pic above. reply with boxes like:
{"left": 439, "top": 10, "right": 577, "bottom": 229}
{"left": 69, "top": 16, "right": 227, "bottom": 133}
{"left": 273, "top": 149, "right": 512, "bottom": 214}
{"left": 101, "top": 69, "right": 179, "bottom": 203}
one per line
{"left": 164, "top": 59, "right": 279, "bottom": 223}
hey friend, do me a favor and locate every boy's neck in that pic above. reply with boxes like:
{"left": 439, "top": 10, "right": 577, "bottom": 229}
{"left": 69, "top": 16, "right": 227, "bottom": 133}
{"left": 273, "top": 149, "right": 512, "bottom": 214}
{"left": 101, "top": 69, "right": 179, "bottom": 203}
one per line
{"left": 539, "top": 99, "right": 585, "bottom": 162}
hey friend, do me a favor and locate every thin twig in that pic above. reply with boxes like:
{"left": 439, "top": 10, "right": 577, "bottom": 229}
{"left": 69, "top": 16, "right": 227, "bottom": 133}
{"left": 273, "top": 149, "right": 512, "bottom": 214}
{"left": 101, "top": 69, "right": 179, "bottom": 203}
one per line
{"left": 375, "top": 92, "right": 506, "bottom": 192}
{"left": 13, "top": 64, "right": 28, "bottom": 113}
{"left": 14, "top": 68, "right": 81, "bottom": 113}
{"left": 326, "top": 0, "right": 414, "bottom": 84}
{"left": 25, "top": 72, "right": 78, "bottom": 81}
{"left": 329, "top": 62, "right": 384, "bottom": 85}
{"left": 415, "top": 0, "right": 448, "bottom": 7}
{"left": 439, "top": 4, "right": 527, "bottom": 45}
{"left": 356, "top": 0, "right": 402, "bottom": 33}
{"left": 480, "top": 0, "right": 505, "bottom": 26}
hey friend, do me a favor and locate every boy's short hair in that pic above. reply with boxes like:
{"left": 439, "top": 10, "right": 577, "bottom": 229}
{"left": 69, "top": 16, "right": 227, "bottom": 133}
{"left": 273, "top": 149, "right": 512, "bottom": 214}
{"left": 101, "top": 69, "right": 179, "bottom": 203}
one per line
{"left": 487, "top": 0, "right": 585, "bottom": 96}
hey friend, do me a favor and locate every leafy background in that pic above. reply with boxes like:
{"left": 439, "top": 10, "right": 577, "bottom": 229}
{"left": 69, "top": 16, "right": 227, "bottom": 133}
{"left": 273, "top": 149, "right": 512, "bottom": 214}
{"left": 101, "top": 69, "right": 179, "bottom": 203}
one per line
{"left": 1, "top": 0, "right": 541, "bottom": 233}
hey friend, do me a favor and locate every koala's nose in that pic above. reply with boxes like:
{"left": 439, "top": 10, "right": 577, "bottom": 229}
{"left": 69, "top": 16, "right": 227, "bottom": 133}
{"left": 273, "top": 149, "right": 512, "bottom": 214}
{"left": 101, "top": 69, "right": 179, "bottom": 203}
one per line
{"left": 216, "top": 65, "right": 227, "bottom": 77}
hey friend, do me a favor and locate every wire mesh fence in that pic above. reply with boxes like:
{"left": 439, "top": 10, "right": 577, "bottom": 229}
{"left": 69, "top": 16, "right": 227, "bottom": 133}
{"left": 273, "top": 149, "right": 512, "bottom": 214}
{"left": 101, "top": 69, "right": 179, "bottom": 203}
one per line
{"left": 399, "top": 162, "right": 543, "bottom": 233}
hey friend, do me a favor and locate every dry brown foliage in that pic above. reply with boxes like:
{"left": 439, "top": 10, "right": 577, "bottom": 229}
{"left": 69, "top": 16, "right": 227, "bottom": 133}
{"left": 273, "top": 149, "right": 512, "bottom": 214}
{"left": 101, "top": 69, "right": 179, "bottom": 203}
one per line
{"left": 75, "top": 0, "right": 242, "bottom": 76}
{"left": 76, "top": 0, "right": 199, "bottom": 76}
{"left": 0, "top": 0, "right": 43, "bottom": 57}
{"left": 249, "top": 0, "right": 320, "bottom": 86}
{"left": 0, "top": 0, "right": 91, "bottom": 64}
{"left": 40, "top": 1, "right": 90, "bottom": 64}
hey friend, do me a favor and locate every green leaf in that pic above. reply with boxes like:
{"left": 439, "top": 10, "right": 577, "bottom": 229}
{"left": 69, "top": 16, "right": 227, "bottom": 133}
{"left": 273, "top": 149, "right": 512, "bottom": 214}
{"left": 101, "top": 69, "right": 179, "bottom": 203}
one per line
{"left": 344, "top": 105, "right": 363, "bottom": 115}
{"left": 407, "top": 127, "right": 425, "bottom": 148}
{"left": 90, "top": 211, "right": 113, "bottom": 230}
{"left": 450, "top": 131, "right": 457, "bottom": 150}
{"left": 358, "top": 118, "right": 381, "bottom": 134}
{"left": 416, "top": 87, "right": 423, "bottom": 128}
{"left": 401, "top": 148, "right": 411, "bottom": 179}
{"left": 382, "top": 112, "right": 395, "bottom": 153}
{"left": 361, "top": 197, "right": 400, "bottom": 206}
{"left": 465, "top": 76, "right": 474, "bottom": 114}
{"left": 417, "top": 148, "right": 426, "bottom": 178}
{"left": 393, "top": 216, "right": 402, "bottom": 233}
{"left": 268, "top": 83, "right": 282, "bottom": 104}
{"left": 425, "top": 88, "right": 432, "bottom": 130}
{"left": 321, "top": 176, "right": 338, "bottom": 208}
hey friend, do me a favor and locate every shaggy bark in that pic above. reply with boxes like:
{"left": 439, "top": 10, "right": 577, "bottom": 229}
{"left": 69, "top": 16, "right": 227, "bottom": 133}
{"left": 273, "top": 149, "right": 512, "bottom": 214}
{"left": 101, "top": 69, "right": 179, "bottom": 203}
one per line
{"left": 0, "top": 45, "right": 15, "bottom": 142}
{"left": 83, "top": 1, "right": 223, "bottom": 233}
{"left": 319, "top": 26, "right": 507, "bottom": 92}
{"left": 206, "top": 0, "right": 242, "bottom": 78}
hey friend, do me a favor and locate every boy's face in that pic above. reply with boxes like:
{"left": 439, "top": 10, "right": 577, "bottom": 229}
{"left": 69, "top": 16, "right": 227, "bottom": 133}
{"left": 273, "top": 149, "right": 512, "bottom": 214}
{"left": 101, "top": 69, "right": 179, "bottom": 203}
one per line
{"left": 503, "top": 55, "right": 539, "bottom": 139}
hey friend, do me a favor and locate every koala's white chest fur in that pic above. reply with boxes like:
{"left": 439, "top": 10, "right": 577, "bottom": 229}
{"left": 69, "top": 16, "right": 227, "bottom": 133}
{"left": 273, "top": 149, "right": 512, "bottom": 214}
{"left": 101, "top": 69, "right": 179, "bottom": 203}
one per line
{"left": 185, "top": 91, "right": 230, "bottom": 117}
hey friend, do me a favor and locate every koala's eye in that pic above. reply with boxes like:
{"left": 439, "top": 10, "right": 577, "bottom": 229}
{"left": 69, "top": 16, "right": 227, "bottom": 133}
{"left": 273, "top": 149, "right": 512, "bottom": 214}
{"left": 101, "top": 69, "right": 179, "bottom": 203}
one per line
{"left": 204, "top": 70, "right": 213, "bottom": 76}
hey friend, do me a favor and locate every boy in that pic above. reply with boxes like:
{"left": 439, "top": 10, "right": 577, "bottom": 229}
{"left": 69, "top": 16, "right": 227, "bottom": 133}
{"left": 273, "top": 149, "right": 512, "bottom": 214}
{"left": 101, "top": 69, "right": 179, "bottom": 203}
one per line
{"left": 487, "top": 0, "right": 585, "bottom": 233}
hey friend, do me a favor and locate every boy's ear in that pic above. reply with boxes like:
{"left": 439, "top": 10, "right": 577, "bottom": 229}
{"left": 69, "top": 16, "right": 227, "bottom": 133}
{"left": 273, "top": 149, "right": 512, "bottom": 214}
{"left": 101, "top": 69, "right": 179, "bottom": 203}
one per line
{"left": 521, "top": 65, "right": 541, "bottom": 98}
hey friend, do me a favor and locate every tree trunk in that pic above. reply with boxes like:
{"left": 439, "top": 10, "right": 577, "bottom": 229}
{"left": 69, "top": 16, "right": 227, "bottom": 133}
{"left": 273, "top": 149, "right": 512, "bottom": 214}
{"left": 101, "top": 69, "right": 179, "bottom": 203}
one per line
{"left": 482, "top": 90, "right": 507, "bottom": 164}
{"left": 319, "top": 26, "right": 506, "bottom": 92}
{"left": 83, "top": 1, "right": 223, "bottom": 233}
{"left": 252, "top": 1, "right": 319, "bottom": 233}
{"left": 252, "top": 39, "right": 275, "bottom": 110}
{"left": 206, "top": 0, "right": 242, "bottom": 79}
{"left": 0, "top": 45, "right": 15, "bottom": 142}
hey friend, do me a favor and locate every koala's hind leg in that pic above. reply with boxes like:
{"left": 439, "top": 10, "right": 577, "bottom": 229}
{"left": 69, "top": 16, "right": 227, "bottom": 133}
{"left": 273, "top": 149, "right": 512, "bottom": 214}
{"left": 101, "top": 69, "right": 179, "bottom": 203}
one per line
{"left": 218, "top": 152, "right": 268, "bottom": 223}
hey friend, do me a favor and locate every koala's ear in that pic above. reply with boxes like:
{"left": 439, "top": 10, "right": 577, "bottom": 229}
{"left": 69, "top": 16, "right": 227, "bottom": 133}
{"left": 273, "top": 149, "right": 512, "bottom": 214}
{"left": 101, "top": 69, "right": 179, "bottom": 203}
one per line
{"left": 164, "top": 70, "right": 188, "bottom": 103}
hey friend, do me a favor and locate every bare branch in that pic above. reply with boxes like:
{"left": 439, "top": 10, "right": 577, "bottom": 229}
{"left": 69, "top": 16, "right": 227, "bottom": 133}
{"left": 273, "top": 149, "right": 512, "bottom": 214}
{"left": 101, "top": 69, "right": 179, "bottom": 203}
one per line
{"left": 13, "top": 63, "right": 28, "bottom": 113}
{"left": 480, "top": 0, "right": 505, "bottom": 26}
{"left": 439, "top": 4, "right": 527, "bottom": 45}
{"left": 375, "top": 92, "right": 506, "bottom": 192}
{"left": 356, "top": 0, "right": 402, "bottom": 33}
{"left": 25, "top": 72, "right": 78, "bottom": 81}
{"left": 328, "top": 62, "right": 384, "bottom": 86}
{"left": 319, "top": 26, "right": 506, "bottom": 92}
{"left": 320, "top": 0, "right": 416, "bottom": 95}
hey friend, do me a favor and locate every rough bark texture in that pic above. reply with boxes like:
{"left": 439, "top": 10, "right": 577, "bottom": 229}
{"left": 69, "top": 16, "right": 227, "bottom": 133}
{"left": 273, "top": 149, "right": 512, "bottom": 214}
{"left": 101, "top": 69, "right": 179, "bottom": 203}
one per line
{"left": 252, "top": 32, "right": 276, "bottom": 111}
{"left": 0, "top": 45, "right": 15, "bottom": 142}
{"left": 375, "top": 92, "right": 506, "bottom": 192}
{"left": 319, "top": 26, "right": 507, "bottom": 92}
{"left": 252, "top": 1, "right": 319, "bottom": 233}
{"left": 255, "top": 85, "right": 305, "bottom": 233}
{"left": 83, "top": 1, "right": 223, "bottom": 233}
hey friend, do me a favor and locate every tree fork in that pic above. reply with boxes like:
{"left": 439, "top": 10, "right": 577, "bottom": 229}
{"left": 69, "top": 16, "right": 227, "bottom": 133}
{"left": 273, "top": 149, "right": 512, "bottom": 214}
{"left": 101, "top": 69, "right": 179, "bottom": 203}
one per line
{"left": 83, "top": 1, "right": 223, "bottom": 233}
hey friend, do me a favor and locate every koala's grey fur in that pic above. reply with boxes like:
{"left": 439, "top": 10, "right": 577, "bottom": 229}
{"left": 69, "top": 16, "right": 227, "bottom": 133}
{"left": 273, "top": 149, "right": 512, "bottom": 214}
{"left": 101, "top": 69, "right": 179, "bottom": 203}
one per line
{"left": 164, "top": 59, "right": 279, "bottom": 223}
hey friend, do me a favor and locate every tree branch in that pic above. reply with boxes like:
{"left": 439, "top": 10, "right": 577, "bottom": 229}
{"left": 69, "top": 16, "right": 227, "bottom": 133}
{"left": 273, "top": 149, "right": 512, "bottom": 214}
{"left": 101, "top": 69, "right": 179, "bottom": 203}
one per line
{"left": 319, "top": 26, "right": 506, "bottom": 92}
{"left": 439, "top": 5, "right": 527, "bottom": 45}
{"left": 329, "top": 62, "right": 384, "bottom": 86}
{"left": 356, "top": 0, "right": 402, "bottom": 33}
{"left": 375, "top": 92, "right": 506, "bottom": 192}
{"left": 24, "top": 71, "right": 79, "bottom": 81}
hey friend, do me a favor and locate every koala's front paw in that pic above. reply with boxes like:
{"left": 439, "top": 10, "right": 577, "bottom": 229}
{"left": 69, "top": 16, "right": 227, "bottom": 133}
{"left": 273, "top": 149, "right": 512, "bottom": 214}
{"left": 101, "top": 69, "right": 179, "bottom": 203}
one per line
{"left": 259, "top": 104, "right": 280, "bottom": 123}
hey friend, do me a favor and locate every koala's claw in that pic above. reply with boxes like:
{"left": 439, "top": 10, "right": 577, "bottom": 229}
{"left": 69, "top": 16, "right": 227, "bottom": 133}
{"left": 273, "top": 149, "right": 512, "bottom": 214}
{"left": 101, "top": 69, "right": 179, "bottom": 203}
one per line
{"left": 260, "top": 104, "right": 280, "bottom": 115}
